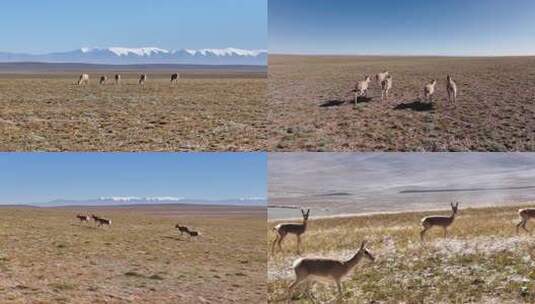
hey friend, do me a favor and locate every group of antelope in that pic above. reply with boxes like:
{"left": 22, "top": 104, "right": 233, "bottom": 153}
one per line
{"left": 77, "top": 73, "right": 180, "bottom": 86}
{"left": 175, "top": 224, "right": 199, "bottom": 238}
{"left": 272, "top": 203, "right": 535, "bottom": 300}
{"left": 353, "top": 70, "right": 458, "bottom": 104}
{"left": 76, "top": 214, "right": 112, "bottom": 228}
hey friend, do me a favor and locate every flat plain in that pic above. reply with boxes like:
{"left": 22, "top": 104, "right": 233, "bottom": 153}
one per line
{"left": 0, "top": 64, "right": 267, "bottom": 151}
{"left": 267, "top": 204, "right": 535, "bottom": 303}
{"left": 0, "top": 204, "right": 266, "bottom": 304}
{"left": 268, "top": 55, "right": 535, "bottom": 151}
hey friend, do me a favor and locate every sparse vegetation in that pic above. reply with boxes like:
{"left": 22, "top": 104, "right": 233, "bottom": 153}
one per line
{"left": 268, "top": 204, "right": 535, "bottom": 303}
{"left": 0, "top": 205, "right": 266, "bottom": 303}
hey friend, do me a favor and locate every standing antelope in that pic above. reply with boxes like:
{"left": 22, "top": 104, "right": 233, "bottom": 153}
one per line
{"left": 516, "top": 208, "right": 535, "bottom": 234}
{"left": 375, "top": 71, "right": 389, "bottom": 85}
{"left": 354, "top": 75, "right": 371, "bottom": 100}
{"left": 171, "top": 73, "right": 180, "bottom": 84}
{"left": 139, "top": 74, "right": 147, "bottom": 86}
{"left": 446, "top": 75, "right": 457, "bottom": 103}
{"left": 115, "top": 74, "right": 121, "bottom": 85}
{"left": 423, "top": 79, "right": 437, "bottom": 102}
{"left": 76, "top": 214, "right": 90, "bottom": 223}
{"left": 420, "top": 202, "right": 459, "bottom": 241}
{"left": 381, "top": 75, "right": 393, "bottom": 101}
{"left": 288, "top": 241, "right": 375, "bottom": 299}
{"left": 77, "top": 73, "right": 89, "bottom": 85}
{"left": 99, "top": 76, "right": 107, "bottom": 85}
{"left": 271, "top": 209, "right": 310, "bottom": 255}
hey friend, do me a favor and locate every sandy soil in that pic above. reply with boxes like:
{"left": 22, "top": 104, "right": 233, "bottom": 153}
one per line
{"left": 0, "top": 205, "right": 266, "bottom": 303}
{"left": 268, "top": 55, "right": 535, "bottom": 151}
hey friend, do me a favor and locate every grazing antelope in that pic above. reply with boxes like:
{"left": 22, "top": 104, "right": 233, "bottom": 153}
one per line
{"left": 423, "top": 79, "right": 437, "bottom": 102}
{"left": 288, "top": 241, "right": 375, "bottom": 299}
{"left": 76, "top": 214, "right": 90, "bottom": 223}
{"left": 139, "top": 74, "right": 147, "bottom": 86}
{"left": 77, "top": 73, "right": 89, "bottom": 85}
{"left": 446, "top": 75, "right": 457, "bottom": 103}
{"left": 99, "top": 76, "right": 107, "bottom": 85}
{"left": 375, "top": 71, "right": 389, "bottom": 85}
{"left": 271, "top": 209, "right": 310, "bottom": 255}
{"left": 420, "top": 202, "right": 459, "bottom": 241}
{"left": 175, "top": 224, "right": 189, "bottom": 235}
{"left": 170, "top": 73, "right": 180, "bottom": 84}
{"left": 354, "top": 75, "right": 371, "bottom": 100}
{"left": 115, "top": 74, "right": 121, "bottom": 85}
{"left": 516, "top": 208, "right": 535, "bottom": 234}
{"left": 381, "top": 75, "right": 393, "bottom": 100}
{"left": 91, "top": 215, "right": 111, "bottom": 228}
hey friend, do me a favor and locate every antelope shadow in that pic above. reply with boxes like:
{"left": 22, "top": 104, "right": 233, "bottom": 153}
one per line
{"left": 394, "top": 99, "right": 434, "bottom": 112}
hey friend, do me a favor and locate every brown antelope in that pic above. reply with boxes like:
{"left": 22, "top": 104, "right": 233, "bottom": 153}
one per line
{"left": 446, "top": 75, "right": 457, "bottom": 103}
{"left": 288, "top": 241, "right": 375, "bottom": 299}
{"left": 77, "top": 73, "right": 89, "bottom": 85}
{"left": 171, "top": 73, "right": 180, "bottom": 84}
{"left": 423, "top": 79, "right": 437, "bottom": 102}
{"left": 99, "top": 76, "right": 107, "bottom": 85}
{"left": 91, "top": 214, "right": 111, "bottom": 228}
{"left": 139, "top": 74, "right": 147, "bottom": 86}
{"left": 76, "top": 214, "right": 90, "bottom": 223}
{"left": 271, "top": 209, "right": 310, "bottom": 255}
{"left": 420, "top": 202, "right": 459, "bottom": 241}
{"left": 516, "top": 208, "right": 535, "bottom": 234}
{"left": 175, "top": 224, "right": 189, "bottom": 235}
{"left": 186, "top": 230, "right": 199, "bottom": 237}
{"left": 115, "top": 74, "right": 121, "bottom": 85}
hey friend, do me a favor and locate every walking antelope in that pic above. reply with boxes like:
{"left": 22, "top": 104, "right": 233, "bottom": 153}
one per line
{"left": 420, "top": 202, "right": 459, "bottom": 241}
{"left": 115, "top": 74, "right": 121, "bottom": 85}
{"left": 271, "top": 209, "right": 310, "bottom": 255}
{"left": 77, "top": 74, "right": 89, "bottom": 85}
{"left": 423, "top": 79, "right": 437, "bottom": 102}
{"left": 99, "top": 76, "right": 107, "bottom": 85}
{"left": 516, "top": 208, "right": 535, "bottom": 234}
{"left": 171, "top": 73, "right": 180, "bottom": 84}
{"left": 139, "top": 74, "right": 147, "bottom": 86}
{"left": 288, "top": 241, "right": 375, "bottom": 299}
{"left": 76, "top": 214, "right": 90, "bottom": 223}
{"left": 375, "top": 71, "right": 389, "bottom": 85}
{"left": 175, "top": 224, "right": 189, "bottom": 235}
{"left": 446, "top": 75, "right": 457, "bottom": 103}
{"left": 91, "top": 215, "right": 111, "bottom": 228}
{"left": 186, "top": 230, "right": 199, "bottom": 237}
{"left": 381, "top": 75, "right": 393, "bottom": 101}
{"left": 354, "top": 75, "right": 371, "bottom": 100}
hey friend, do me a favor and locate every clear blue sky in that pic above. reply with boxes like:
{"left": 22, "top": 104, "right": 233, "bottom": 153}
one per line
{"left": 0, "top": 153, "right": 266, "bottom": 204}
{"left": 0, "top": 0, "right": 267, "bottom": 53}
{"left": 269, "top": 0, "right": 535, "bottom": 56}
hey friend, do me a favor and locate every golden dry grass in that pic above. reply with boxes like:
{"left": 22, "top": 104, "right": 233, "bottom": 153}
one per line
{"left": 268, "top": 55, "right": 535, "bottom": 151}
{"left": 268, "top": 204, "right": 535, "bottom": 303}
{"left": 0, "top": 72, "right": 267, "bottom": 151}
{"left": 0, "top": 205, "right": 266, "bottom": 303}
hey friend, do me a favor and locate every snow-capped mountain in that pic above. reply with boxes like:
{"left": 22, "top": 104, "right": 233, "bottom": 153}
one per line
{"left": 33, "top": 196, "right": 267, "bottom": 207}
{"left": 0, "top": 47, "right": 267, "bottom": 65}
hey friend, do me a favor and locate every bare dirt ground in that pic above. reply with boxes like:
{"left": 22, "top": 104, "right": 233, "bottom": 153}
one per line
{"left": 0, "top": 68, "right": 267, "bottom": 151}
{"left": 0, "top": 205, "right": 266, "bottom": 303}
{"left": 268, "top": 204, "right": 535, "bottom": 303}
{"left": 268, "top": 55, "right": 535, "bottom": 151}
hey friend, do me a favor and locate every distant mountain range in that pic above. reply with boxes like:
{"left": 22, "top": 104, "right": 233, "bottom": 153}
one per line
{"left": 28, "top": 196, "right": 266, "bottom": 207}
{"left": 0, "top": 47, "right": 267, "bottom": 66}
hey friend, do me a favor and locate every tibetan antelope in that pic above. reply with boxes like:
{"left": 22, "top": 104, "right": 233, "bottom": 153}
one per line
{"left": 139, "top": 74, "right": 147, "bottom": 86}
{"left": 516, "top": 208, "right": 535, "bottom": 234}
{"left": 354, "top": 75, "right": 371, "bottom": 100}
{"left": 115, "top": 74, "right": 121, "bottom": 85}
{"left": 446, "top": 75, "right": 457, "bottom": 103}
{"left": 171, "top": 73, "right": 180, "bottom": 84}
{"left": 186, "top": 230, "right": 199, "bottom": 237}
{"left": 423, "top": 79, "right": 437, "bottom": 102}
{"left": 375, "top": 71, "right": 389, "bottom": 85}
{"left": 175, "top": 224, "right": 189, "bottom": 235}
{"left": 91, "top": 215, "right": 111, "bottom": 228}
{"left": 77, "top": 73, "right": 89, "bottom": 85}
{"left": 271, "top": 209, "right": 310, "bottom": 255}
{"left": 381, "top": 75, "right": 393, "bottom": 100}
{"left": 420, "top": 202, "right": 459, "bottom": 241}
{"left": 288, "top": 241, "right": 375, "bottom": 299}
{"left": 76, "top": 214, "right": 90, "bottom": 223}
{"left": 99, "top": 76, "right": 107, "bottom": 85}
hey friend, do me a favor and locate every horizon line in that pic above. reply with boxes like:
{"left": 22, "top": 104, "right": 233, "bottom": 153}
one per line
{"left": 269, "top": 52, "right": 535, "bottom": 58}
